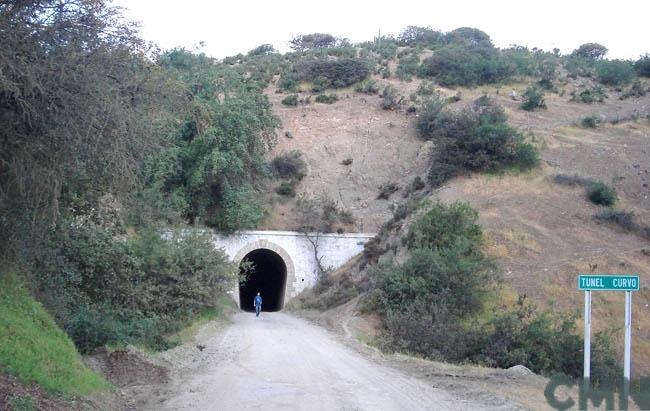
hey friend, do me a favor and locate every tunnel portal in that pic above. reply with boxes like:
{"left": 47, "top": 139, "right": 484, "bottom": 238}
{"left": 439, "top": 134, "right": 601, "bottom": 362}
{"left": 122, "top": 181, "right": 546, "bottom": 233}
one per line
{"left": 238, "top": 248, "right": 287, "bottom": 312}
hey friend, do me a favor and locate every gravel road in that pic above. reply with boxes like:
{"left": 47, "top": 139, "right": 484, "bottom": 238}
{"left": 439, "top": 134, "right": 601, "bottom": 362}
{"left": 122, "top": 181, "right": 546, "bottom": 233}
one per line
{"left": 147, "top": 312, "right": 489, "bottom": 411}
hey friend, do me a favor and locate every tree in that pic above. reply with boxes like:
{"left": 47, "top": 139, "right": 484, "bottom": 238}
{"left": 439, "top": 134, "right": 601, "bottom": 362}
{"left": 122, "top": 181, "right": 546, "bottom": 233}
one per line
{"left": 572, "top": 43, "right": 608, "bottom": 60}
{"left": 398, "top": 26, "right": 444, "bottom": 47}
{"left": 0, "top": 0, "right": 175, "bottom": 257}
{"left": 634, "top": 54, "right": 650, "bottom": 77}
{"left": 248, "top": 44, "right": 276, "bottom": 56}
{"left": 293, "top": 196, "right": 354, "bottom": 280}
{"left": 289, "top": 33, "right": 341, "bottom": 51}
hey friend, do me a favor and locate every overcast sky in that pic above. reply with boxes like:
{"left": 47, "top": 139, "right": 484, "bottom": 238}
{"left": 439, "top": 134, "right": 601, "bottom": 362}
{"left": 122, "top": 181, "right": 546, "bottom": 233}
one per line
{"left": 112, "top": 0, "right": 649, "bottom": 60}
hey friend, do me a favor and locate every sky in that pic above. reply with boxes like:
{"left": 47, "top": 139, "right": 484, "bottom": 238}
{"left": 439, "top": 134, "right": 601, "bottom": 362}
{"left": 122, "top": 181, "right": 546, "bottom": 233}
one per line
{"left": 112, "top": 0, "right": 650, "bottom": 60}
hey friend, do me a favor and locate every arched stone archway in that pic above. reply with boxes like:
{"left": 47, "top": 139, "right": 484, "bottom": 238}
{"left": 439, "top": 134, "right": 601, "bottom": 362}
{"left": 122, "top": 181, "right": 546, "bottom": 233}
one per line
{"left": 232, "top": 240, "right": 296, "bottom": 310}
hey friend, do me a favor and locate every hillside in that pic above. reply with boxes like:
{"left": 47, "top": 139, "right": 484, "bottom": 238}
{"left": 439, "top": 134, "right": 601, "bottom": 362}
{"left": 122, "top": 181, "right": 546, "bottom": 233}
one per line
{"left": 0, "top": 270, "right": 110, "bottom": 409}
{"left": 265, "top": 56, "right": 650, "bottom": 376}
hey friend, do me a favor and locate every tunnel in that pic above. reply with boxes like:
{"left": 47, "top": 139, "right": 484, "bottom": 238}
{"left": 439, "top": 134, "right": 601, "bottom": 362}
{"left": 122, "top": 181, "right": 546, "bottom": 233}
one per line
{"left": 238, "top": 248, "right": 287, "bottom": 312}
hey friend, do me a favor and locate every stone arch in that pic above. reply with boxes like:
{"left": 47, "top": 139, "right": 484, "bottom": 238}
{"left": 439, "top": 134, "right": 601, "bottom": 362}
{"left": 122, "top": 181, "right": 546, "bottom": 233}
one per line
{"left": 232, "top": 239, "right": 296, "bottom": 309}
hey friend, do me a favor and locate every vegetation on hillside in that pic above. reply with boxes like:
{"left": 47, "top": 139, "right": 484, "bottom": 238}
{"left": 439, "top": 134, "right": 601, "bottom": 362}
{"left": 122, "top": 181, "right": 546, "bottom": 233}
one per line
{"left": 0, "top": 0, "right": 268, "bottom": 361}
{"left": 367, "top": 202, "right": 618, "bottom": 380}
{"left": 417, "top": 96, "right": 538, "bottom": 186}
{"left": 0, "top": 270, "right": 110, "bottom": 395}
{"left": 2, "top": 0, "right": 646, "bottom": 396}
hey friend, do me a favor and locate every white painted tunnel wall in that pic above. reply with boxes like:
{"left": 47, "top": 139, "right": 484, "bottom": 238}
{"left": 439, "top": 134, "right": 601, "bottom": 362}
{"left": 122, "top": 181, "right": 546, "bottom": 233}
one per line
{"left": 213, "top": 230, "right": 375, "bottom": 305}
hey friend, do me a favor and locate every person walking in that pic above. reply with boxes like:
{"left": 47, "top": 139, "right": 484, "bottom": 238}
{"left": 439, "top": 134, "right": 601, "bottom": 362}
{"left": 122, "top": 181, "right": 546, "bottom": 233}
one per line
{"left": 253, "top": 292, "right": 263, "bottom": 317}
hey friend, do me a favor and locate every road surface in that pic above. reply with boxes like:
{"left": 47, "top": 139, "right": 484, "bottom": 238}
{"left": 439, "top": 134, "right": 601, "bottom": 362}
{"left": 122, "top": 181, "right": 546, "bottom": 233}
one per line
{"left": 149, "top": 312, "right": 487, "bottom": 411}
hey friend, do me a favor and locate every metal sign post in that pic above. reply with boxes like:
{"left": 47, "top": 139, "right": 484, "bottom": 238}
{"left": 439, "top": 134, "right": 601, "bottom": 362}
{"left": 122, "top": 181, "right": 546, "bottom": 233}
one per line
{"left": 624, "top": 290, "right": 632, "bottom": 397}
{"left": 583, "top": 290, "right": 591, "bottom": 390}
{"left": 578, "top": 274, "right": 639, "bottom": 394}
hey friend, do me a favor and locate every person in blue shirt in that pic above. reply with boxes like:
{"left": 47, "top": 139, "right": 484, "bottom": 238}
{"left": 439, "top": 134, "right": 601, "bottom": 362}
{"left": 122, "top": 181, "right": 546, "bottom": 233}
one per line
{"left": 253, "top": 292, "right": 263, "bottom": 317}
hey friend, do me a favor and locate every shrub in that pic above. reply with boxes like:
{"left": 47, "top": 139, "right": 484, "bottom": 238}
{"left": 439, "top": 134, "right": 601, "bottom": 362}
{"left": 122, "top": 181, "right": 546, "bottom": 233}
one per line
{"left": 290, "top": 33, "right": 340, "bottom": 51}
{"left": 581, "top": 115, "right": 600, "bottom": 128}
{"left": 398, "top": 26, "right": 445, "bottom": 48}
{"left": 587, "top": 182, "right": 617, "bottom": 206}
{"left": 32, "top": 224, "right": 234, "bottom": 353}
{"left": 572, "top": 86, "right": 607, "bottom": 103}
{"left": 595, "top": 60, "right": 636, "bottom": 86}
{"left": 314, "top": 93, "right": 338, "bottom": 104}
{"left": 445, "top": 91, "right": 462, "bottom": 103}
{"left": 572, "top": 43, "right": 608, "bottom": 60}
{"left": 247, "top": 44, "right": 276, "bottom": 56}
{"left": 299, "top": 58, "right": 370, "bottom": 89}
{"left": 380, "top": 67, "right": 391, "bottom": 79}
{"left": 380, "top": 86, "right": 401, "bottom": 110}
{"left": 405, "top": 202, "right": 482, "bottom": 250}
{"left": 595, "top": 209, "right": 636, "bottom": 231}
{"left": 271, "top": 151, "right": 307, "bottom": 179}
{"left": 377, "top": 182, "right": 398, "bottom": 199}
{"left": 635, "top": 54, "right": 650, "bottom": 77}
{"left": 521, "top": 86, "right": 547, "bottom": 111}
{"left": 416, "top": 81, "right": 437, "bottom": 96}
{"left": 277, "top": 75, "right": 299, "bottom": 92}
{"left": 311, "top": 75, "right": 331, "bottom": 92}
{"left": 620, "top": 80, "right": 646, "bottom": 99}
{"left": 552, "top": 174, "right": 595, "bottom": 187}
{"left": 354, "top": 79, "right": 379, "bottom": 94}
{"left": 276, "top": 180, "right": 298, "bottom": 197}
{"left": 281, "top": 94, "right": 299, "bottom": 106}
{"left": 411, "top": 176, "right": 425, "bottom": 191}
{"left": 396, "top": 52, "right": 420, "bottom": 81}
{"left": 419, "top": 43, "right": 514, "bottom": 86}
{"left": 423, "top": 97, "right": 538, "bottom": 186}
{"left": 369, "top": 200, "right": 618, "bottom": 379}
{"left": 416, "top": 96, "right": 446, "bottom": 138}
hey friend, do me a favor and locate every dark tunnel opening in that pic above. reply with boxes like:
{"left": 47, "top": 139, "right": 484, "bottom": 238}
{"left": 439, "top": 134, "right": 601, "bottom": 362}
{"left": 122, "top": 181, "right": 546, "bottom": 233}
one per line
{"left": 239, "top": 249, "right": 287, "bottom": 312}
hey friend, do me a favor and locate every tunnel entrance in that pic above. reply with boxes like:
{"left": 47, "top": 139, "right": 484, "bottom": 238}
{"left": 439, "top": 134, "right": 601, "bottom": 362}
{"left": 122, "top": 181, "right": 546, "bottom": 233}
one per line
{"left": 238, "top": 248, "right": 287, "bottom": 312}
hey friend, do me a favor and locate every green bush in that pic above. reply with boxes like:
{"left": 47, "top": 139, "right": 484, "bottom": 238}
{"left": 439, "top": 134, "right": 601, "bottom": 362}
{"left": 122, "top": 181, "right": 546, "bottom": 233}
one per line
{"left": 595, "top": 208, "right": 636, "bottom": 231}
{"left": 405, "top": 202, "right": 482, "bottom": 250}
{"left": 635, "top": 54, "right": 650, "bottom": 77}
{"left": 247, "top": 44, "right": 276, "bottom": 56}
{"left": 290, "top": 33, "right": 340, "bottom": 51}
{"left": 354, "top": 79, "right": 379, "bottom": 94}
{"left": 572, "top": 86, "right": 607, "bottom": 103}
{"left": 377, "top": 182, "right": 398, "bottom": 199}
{"left": 276, "top": 180, "right": 298, "bottom": 197}
{"left": 411, "top": 176, "right": 425, "bottom": 191}
{"left": 419, "top": 96, "right": 538, "bottom": 185}
{"left": 281, "top": 94, "right": 299, "bottom": 106}
{"left": 298, "top": 58, "right": 370, "bottom": 89}
{"left": 314, "top": 93, "right": 338, "bottom": 104}
{"left": 587, "top": 182, "right": 617, "bottom": 206}
{"left": 380, "top": 86, "right": 401, "bottom": 110}
{"left": 416, "top": 97, "right": 446, "bottom": 138}
{"left": 271, "top": 150, "right": 307, "bottom": 178}
{"left": 32, "top": 224, "right": 235, "bottom": 353}
{"left": 572, "top": 43, "right": 608, "bottom": 60}
{"left": 620, "top": 80, "right": 647, "bottom": 99}
{"left": 370, "top": 201, "right": 618, "bottom": 379}
{"left": 311, "top": 75, "right": 331, "bottom": 92}
{"left": 278, "top": 75, "right": 299, "bottom": 92}
{"left": 595, "top": 60, "right": 636, "bottom": 86}
{"left": 581, "top": 115, "right": 600, "bottom": 128}
{"left": 521, "top": 86, "right": 547, "bottom": 111}
{"left": 398, "top": 26, "right": 444, "bottom": 48}
{"left": 419, "top": 42, "right": 514, "bottom": 86}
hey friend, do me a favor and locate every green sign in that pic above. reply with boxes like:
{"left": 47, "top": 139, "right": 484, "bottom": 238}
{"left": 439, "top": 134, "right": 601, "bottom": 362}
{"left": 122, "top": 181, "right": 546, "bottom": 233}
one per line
{"left": 578, "top": 275, "right": 639, "bottom": 291}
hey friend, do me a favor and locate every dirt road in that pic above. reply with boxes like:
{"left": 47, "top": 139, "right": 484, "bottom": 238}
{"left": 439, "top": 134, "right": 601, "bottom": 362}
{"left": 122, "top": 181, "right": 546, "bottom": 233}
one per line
{"left": 145, "top": 312, "right": 494, "bottom": 411}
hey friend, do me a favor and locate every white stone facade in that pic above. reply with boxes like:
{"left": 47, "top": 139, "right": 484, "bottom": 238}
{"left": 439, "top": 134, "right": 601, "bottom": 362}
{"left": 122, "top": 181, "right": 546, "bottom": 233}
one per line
{"left": 213, "top": 230, "right": 375, "bottom": 305}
